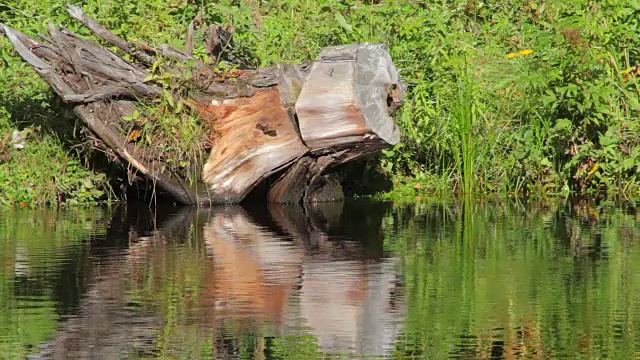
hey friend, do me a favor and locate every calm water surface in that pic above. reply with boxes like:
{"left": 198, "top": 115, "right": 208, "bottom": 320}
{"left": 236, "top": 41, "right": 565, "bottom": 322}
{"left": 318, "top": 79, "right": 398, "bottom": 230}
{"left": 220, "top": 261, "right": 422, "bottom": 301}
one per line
{"left": 0, "top": 201, "right": 639, "bottom": 359}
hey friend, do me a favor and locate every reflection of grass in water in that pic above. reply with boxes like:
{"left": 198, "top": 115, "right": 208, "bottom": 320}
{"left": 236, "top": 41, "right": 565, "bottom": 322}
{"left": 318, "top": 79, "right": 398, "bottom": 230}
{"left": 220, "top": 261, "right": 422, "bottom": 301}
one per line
{"left": 0, "top": 296, "right": 58, "bottom": 359}
{"left": 129, "top": 239, "right": 207, "bottom": 359}
{"left": 0, "top": 209, "right": 107, "bottom": 358}
{"left": 385, "top": 200, "right": 640, "bottom": 359}
{"left": 268, "top": 334, "right": 321, "bottom": 360}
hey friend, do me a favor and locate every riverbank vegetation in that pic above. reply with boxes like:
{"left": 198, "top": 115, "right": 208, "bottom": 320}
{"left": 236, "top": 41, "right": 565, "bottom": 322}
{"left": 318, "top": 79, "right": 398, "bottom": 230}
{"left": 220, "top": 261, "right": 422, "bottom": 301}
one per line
{"left": 1, "top": 0, "right": 639, "bottom": 206}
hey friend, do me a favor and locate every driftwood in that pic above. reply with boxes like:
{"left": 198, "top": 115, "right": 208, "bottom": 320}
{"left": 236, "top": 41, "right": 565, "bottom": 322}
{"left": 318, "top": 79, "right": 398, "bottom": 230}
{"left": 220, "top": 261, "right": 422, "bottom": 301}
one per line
{"left": 0, "top": 6, "right": 404, "bottom": 205}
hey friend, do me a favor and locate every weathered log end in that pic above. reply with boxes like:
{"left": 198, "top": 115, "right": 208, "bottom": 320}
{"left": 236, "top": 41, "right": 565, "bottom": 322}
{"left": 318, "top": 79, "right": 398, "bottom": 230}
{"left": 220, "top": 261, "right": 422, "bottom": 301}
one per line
{"left": 191, "top": 63, "right": 310, "bottom": 203}
{"left": 266, "top": 43, "right": 404, "bottom": 204}
{"left": 296, "top": 43, "right": 404, "bottom": 152}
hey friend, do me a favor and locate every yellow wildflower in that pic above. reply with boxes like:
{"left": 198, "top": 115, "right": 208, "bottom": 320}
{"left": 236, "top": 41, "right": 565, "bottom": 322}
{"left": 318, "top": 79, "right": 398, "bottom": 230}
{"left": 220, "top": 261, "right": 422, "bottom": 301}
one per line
{"left": 587, "top": 164, "right": 599, "bottom": 177}
{"left": 518, "top": 49, "right": 534, "bottom": 56}
{"left": 506, "top": 52, "right": 517, "bottom": 59}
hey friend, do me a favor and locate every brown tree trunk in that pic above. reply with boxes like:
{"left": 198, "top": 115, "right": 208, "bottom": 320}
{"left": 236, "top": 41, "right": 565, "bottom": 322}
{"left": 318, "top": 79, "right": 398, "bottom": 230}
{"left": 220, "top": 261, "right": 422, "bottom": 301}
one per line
{"left": 0, "top": 6, "right": 404, "bottom": 205}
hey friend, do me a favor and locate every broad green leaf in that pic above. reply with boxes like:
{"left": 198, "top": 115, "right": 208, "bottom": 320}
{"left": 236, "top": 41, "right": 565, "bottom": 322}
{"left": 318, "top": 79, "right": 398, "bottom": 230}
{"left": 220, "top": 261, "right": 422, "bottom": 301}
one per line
{"left": 335, "top": 12, "right": 352, "bottom": 33}
{"left": 163, "top": 89, "right": 175, "bottom": 108}
{"left": 554, "top": 119, "right": 572, "bottom": 131}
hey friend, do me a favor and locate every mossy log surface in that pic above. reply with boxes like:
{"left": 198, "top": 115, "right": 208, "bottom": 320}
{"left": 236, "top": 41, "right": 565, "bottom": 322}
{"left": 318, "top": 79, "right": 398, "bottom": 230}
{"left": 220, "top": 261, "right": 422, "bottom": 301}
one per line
{"left": 0, "top": 6, "right": 404, "bottom": 205}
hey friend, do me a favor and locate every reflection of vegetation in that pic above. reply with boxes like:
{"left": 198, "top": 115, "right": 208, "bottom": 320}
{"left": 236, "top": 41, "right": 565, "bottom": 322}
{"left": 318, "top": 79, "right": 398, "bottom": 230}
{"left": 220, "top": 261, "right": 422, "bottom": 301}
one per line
{"left": 267, "top": 334, "right": 321, "bottom": 360}
{"left": 385, "top": 200, "right": 640, "bottom": 359}
{"left": 0, "top": 209, "right": 107, "bottom": 358}
{"left": 125, "top": 217, "right": 208, "bottom": 360}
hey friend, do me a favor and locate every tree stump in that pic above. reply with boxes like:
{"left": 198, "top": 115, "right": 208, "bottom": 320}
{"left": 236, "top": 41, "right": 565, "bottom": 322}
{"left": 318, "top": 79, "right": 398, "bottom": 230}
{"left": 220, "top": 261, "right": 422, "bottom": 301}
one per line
{"left": 0, "top": 6, "right": 404, "bottom": 205}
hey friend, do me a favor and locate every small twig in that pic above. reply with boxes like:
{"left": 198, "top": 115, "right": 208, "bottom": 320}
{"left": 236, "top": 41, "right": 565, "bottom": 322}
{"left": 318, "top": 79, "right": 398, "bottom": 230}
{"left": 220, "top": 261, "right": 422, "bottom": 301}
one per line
{"left": 215, "top": 29, "right": 234, "bottom": 67}
{"left": 67, "top": 5, "right": 155, "bottom": 66}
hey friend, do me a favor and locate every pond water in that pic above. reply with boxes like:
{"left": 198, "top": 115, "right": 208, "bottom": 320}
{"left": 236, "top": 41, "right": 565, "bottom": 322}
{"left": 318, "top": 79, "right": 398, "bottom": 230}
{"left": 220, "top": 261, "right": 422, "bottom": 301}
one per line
{"left": 0, "top": 200, "right": 639, "bottom": 359}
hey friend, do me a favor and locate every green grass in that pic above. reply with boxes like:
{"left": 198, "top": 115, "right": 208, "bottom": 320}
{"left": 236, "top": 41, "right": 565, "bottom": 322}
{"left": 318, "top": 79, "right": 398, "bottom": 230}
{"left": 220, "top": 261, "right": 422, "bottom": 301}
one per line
{"left": 453, "top": 64, "right": 477, "bottom": 196}
{"left": 0, "top": 114, "right": 108, "bottom": 207}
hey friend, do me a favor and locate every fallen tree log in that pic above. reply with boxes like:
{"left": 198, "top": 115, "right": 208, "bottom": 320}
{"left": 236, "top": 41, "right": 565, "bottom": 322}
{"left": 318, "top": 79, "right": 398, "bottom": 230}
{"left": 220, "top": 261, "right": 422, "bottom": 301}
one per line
{"left": 0, "top": 6, "right": 404, "bottom": 205}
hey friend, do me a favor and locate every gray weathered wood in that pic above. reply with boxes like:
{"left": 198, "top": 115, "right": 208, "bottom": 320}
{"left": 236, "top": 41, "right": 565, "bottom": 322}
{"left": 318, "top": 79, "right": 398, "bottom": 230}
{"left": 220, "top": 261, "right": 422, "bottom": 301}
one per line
{"left": 1, "top": 24, "right": 197, "bottom": 203}
{"left": 296, "top": 43, "right": 403, "bottom": 152}
{"left": 266, "top": 43, "right": 404, "bottom": 204}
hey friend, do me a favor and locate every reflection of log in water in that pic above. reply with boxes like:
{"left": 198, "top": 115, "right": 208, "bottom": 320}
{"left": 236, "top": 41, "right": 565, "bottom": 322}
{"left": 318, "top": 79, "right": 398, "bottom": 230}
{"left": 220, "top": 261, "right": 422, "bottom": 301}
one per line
{"left": 200, "top": 206, "right": 304, "bottom": 325}
{"left": 35, "top": 202, "right": 404, "bottom": 359}
{"left": 299, "top": 259, "right": 403, "bottom": 356}
{"left": 268, "top": 202, "right": 405, "bottom": 356}
{"left": 202, "top": 202, "right": 405, "bottom": 357}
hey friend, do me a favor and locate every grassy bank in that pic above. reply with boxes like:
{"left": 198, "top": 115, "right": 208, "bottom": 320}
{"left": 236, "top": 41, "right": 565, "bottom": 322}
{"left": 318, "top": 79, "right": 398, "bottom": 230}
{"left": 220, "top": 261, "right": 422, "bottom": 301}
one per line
{"left": 0, "top": 0, "right": 195, "bottom": 207}
{"left": 1, "top": 0, "right": 639, "bottom": 205}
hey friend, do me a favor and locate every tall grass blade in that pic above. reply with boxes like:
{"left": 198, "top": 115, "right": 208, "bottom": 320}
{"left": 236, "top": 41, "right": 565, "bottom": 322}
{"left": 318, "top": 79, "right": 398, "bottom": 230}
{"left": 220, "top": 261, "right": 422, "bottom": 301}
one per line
{"left": 454, "top": 62, "right": 477, "bottom": 197}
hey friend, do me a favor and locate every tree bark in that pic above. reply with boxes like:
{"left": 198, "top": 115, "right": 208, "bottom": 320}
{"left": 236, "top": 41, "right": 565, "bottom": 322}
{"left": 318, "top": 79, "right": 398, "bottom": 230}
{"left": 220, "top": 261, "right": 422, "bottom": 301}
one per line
{"left": 0, "top": 6, "right": 404, "bottom": 205}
